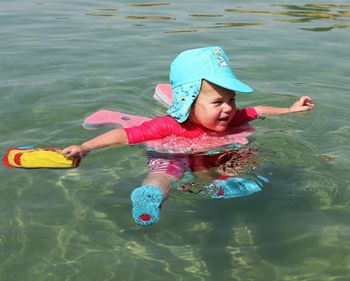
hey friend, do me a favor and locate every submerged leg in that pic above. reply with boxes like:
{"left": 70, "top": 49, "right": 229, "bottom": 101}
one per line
{"left": 131, "top": 155, "right": 187, "bottom": 225}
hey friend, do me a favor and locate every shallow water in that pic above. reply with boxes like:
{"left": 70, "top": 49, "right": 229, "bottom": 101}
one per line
{"left": 1, "top": 0, "right": 350, "bottom": 280}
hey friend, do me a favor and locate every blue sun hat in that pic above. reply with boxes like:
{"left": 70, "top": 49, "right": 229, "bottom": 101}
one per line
{"left": 167, "top": 46, "right": 253, "bottom": 123}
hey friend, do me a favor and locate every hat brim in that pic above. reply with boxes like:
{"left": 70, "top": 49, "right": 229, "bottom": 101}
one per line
{"left": 203, "top": 75, "right": 253, "bottom": 93}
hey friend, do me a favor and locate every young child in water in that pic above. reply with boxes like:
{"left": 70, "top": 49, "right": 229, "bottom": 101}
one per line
{"left": 62, "top": 46, "right": 314, "bottom": 226}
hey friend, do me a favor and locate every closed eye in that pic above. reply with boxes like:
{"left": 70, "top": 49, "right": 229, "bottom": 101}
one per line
{"left": 212, "top": 100, "right": 223, "bottom": 105}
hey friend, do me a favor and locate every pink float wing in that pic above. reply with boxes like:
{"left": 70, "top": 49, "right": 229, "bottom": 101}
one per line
{"left": 83, "top": 84, "right": 172, "bottom": 129}
{"left": 153, "top": 84, "right": 173, "bottom": 108}
{"left": 83, "top": 110, "right": 151, "bottom": 130}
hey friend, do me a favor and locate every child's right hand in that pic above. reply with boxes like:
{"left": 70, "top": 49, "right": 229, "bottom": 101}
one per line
{"left": 61, "top": 145, "right": 89, "bottom": 159}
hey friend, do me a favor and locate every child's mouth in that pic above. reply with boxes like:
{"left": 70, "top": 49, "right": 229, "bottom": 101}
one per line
{"left": 218, "top": 117, "right": 229, "bottom": 121}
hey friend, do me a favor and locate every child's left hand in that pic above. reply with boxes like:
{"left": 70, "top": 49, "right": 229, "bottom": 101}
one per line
{"left": 289, "top": 96, "right": 314, "bottom": 113}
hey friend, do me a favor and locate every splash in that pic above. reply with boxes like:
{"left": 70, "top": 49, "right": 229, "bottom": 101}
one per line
{"left": 190, "top": 14, "right": 223, "bottom": 18}
{"left": 126, "top": 15, "right": 176, "bottom": 20}
{"left": 225, "top": 3, "right": 350, "bottom": 31}
{"left": 86, "top": 8, "right": 117, "bottom": 17}
{"left": 127, "top": 3, "right": 171, "bottom": 7}
{"left": 146, "top": 124, "right": 255, "bottom": 154}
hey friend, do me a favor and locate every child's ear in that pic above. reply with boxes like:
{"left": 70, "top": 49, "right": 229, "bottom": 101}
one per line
{"left": 200, "top": 79, "right": 207, "bottom": 93}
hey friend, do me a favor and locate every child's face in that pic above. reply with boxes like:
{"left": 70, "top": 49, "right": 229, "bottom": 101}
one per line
{"left": 189, "top": 80, "right": 236, "bottom": 131}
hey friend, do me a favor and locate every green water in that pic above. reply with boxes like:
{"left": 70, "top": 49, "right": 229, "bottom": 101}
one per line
{"left": 1, "top": 0, "right": 350, "bottom": 280}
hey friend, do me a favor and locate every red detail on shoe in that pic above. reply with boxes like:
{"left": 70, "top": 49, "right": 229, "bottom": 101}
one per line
{"left": 217, "top": 188, "right": 224, "bottom": 196}
{"left": 140, "top": 214, "right": 151, "bottom": 221}
{"left": 14, "top": 153, "right": 23, "bottom": 166}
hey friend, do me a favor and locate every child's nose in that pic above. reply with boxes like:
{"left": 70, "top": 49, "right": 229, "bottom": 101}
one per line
{"left": 223, "top": 102, "right": 234, "bottom": 112}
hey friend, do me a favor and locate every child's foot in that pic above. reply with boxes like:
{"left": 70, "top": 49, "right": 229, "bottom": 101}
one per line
{"left": 210, "top": 177, "right": 263, "bottom": 199}
{"left": 130, "top": 185, "right": 163, "bottom": 225}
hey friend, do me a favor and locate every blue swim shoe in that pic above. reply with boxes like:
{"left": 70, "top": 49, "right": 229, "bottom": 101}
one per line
{"left": 130, "top": 185, "right": 164, "bottom": 226}
{"left": 210, "top": 177, "right": 263, "bottom": 199}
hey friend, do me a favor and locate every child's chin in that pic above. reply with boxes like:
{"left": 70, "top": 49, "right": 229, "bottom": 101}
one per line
{"left": 213, "top": 125, "right": 228, "bottom": 132}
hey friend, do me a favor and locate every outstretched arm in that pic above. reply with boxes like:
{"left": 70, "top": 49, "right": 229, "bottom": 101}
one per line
{"left": 254, "top": 96, "right": 314, "bottom": 117}
{"left": 61, "top": 128, "right": 128, "bottom": 158}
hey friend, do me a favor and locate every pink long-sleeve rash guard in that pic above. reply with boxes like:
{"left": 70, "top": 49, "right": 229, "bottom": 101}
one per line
{"left": 125, "top": 107, "right": 258, "bottom": 144}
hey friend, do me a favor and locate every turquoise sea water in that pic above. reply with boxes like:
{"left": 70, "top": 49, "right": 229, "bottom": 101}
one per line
{"left": 1, "top": 0, "right": 350, "bottom": 280}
